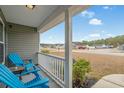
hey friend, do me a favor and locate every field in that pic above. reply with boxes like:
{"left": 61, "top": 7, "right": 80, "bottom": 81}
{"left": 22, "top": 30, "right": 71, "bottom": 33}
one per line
{"left": 48, "top": 48, "right": 124, "bottom": 80}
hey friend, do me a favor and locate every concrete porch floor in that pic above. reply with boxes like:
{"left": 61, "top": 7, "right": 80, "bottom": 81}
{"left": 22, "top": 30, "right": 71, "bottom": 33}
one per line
{"left": 92, "top": 74, "right": 124, "bottom": 88}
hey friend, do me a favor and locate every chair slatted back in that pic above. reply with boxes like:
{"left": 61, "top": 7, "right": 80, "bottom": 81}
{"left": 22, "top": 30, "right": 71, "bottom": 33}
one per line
{"left": 8, "top": 53, "right": 24, "bottom": 66}
{"left": 0, "top": 64, "right": 25, "bottom": 88}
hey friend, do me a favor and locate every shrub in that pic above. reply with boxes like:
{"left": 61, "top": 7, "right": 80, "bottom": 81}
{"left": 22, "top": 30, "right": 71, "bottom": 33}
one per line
{"left": 41, "top": 49, "right": 50, "bottom": 54}
{"left": 73, "top": 59, "right": 90, "bottom": 87}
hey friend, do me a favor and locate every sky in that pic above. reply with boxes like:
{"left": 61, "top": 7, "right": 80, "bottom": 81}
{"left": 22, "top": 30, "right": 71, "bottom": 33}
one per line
{"left": 40, "top": 5, "right": 124, "bottom": 44}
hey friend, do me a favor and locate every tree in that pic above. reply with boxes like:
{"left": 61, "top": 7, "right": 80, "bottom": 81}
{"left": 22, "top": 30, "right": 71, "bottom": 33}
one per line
{"left": 82, "top": 35, "right": 124, "bottom": 47}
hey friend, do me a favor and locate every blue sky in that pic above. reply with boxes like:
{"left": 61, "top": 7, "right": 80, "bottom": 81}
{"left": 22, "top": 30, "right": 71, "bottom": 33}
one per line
{"left": 40, "top": 5, "right": 124, "bottom": 44}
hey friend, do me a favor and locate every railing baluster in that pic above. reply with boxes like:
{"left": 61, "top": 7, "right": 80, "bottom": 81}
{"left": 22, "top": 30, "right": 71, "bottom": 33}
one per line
{"left": 58, "top": 60, "right": 60, "bottom": 79}
{"left": 52, "top": 57, "right": 54, "bottom": 74}
{"left": 53, "top": 58, "right": 55, "bottom": 75}
{"left": 56, "top": 59, "right": 58, "bottom": 77}
{"left": 54, "top": 58, "right": 55, "bottom": 75}
{"left": 55, "top": 58, "right": 57, "bottom": 76}
{"left": 38, "top": 53, "right": 65, "bottom": 86}
{"left": 59, "top": 60, "right": 61, "bottom": 79}
{"left": 62, "top": 61, "right": 64, "bottom": 81}
{"left": 60, "top": 60, "right": 62, "bottom": 80}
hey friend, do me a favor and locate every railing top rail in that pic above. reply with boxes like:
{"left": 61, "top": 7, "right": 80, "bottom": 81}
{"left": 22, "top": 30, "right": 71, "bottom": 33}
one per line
{"left": 37, "top": 52, "right": 65, "bottom": 61}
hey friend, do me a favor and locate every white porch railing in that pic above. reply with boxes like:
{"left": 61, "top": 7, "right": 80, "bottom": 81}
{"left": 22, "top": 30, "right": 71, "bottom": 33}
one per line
{"left": 37, "top": 52, "right": 65, "bottom": 87}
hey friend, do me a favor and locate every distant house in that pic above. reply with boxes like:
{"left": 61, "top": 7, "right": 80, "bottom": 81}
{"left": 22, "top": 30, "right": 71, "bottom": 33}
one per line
{"left": 88, "top": 46, "right": 95, "bottom": 49}
{"left": 72, "top": 42, "right": 89, "bottom": 49}
{"left": 40, "top": 43, "right": 64, "bottom": 49}
{"left": 95, "top": 44, "right": 113, "bottom": 49}
{"left": 40, "top": 44, "right": 56, "bottom": 48}
{"left": 118, "top": 44, "right": 124, "bottom": 51}
{"left": 56, "top": 44, "right": 65, "bottom": 49}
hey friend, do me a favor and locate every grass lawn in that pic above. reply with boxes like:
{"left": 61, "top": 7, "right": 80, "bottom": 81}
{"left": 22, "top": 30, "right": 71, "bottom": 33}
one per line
{"left": 49, "top": 51, "right": 124, "bottom": 80}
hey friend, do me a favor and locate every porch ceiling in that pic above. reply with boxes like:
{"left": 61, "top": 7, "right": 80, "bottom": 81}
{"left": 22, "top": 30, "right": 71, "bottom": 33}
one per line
{"left": 0, "top": 5, "right": 90, "bottom": 32}
{"left": 0, "top": 5, "right": 59, "bottom": 27}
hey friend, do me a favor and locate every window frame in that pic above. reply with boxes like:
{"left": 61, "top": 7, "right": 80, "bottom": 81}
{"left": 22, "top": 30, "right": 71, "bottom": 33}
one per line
{"left": 0, "top": 17, "right": 5, "bottom": 64}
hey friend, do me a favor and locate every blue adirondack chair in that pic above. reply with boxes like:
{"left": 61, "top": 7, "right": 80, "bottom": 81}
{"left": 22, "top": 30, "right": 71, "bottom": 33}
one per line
{"left": 0, "top": 64, "right": 49, "bottom": 88}
{"left": 8, "top": 53, "right": 40, "bottom": 77}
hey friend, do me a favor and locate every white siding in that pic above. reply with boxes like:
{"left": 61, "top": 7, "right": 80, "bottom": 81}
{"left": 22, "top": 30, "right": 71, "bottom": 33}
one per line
{"left": 7, "top": 23, "right": 39, "bottom": 65}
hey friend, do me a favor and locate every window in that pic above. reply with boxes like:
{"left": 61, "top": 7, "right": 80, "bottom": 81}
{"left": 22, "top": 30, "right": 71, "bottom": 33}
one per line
{"left": 0, "top": 43, "right": 3, "bottom": 62}
{"left": 0, "top": 18, "right": 5, "bottom": 64}
{"left": 0, "top": 22, "right": 3, "bottom": 41}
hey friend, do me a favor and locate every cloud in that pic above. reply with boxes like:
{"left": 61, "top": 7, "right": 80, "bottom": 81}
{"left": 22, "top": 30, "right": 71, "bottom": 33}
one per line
{"left": 81, "top": 10, "right": 95, "bottom": 18}
{"left": 89, "top": 18, "right": 103, "bottom": 25}
{"left": 89, "top": 33, "right": 100, "bottom": 38}
{"left": 82, "top": 30, "right": 115, "bottom": 41}
{"left": 82, "top": 36, "right": 90, "bottom": 41}
{"left": 92, "top": 30, "right": 105, "bottom": 34}
{"left": 82, "top": 34, "right": 101, "bottom": 41}
{"left": 101, "top": 30, "right": 105, "bottom": 33}
{"left": 106, "top": 33, "right": 113, "bottom": 37}
{"left": 103, "top": 6, "right": 109, "bottom": 9}
{"left": 48, "top": 36, "right": 53, "bottom": 39}
{"left": 103, "top": 6, "right": 112, "bottom": 10}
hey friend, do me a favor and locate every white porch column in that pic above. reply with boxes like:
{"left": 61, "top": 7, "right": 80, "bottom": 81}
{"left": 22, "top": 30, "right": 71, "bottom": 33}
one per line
{"left": 64, "top": 8, "right": 72, "bottom": 88}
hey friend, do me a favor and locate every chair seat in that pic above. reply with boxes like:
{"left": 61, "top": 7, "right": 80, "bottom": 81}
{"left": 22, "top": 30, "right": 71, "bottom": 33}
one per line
{"left": 16, "top": 67, "right": 40, "bottom": 77}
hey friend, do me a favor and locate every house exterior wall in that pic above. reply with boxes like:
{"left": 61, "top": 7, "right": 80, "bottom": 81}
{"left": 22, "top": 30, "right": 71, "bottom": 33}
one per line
{"left": 7, "top": 23, "right": 39, "bottom": 66}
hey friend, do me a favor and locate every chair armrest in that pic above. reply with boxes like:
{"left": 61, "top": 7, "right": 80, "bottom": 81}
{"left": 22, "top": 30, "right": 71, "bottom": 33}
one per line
{"left": 23, "top": 58, "right": 32, "bottom": 61}
{"left": 23, "top": 59, "right": 31, "bottom": 61}
{"left": 23, "top": 59, "right": 33, "bottom": 65}
{"left": 28, "top": 59, "right": 33, "bottom": 64}
{"left": 23, "top": 59, "right": 37, "bottom": 71}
